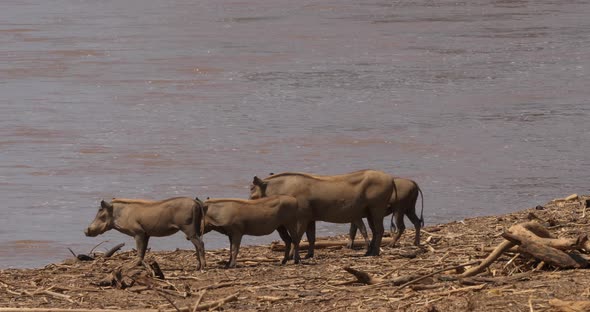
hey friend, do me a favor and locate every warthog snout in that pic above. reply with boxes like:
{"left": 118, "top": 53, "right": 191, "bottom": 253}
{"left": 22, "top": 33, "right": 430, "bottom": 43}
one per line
{"left": 84, "top": 227, "right": 99, "bottom": 237}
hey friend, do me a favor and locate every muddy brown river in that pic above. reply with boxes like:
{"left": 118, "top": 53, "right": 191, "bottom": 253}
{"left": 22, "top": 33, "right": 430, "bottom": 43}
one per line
{"left": 1, "top": 0, "right": 589, "bottom": 268}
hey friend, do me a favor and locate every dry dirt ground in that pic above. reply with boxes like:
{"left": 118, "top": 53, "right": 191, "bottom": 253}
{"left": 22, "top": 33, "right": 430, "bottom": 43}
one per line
{"left": 2, "top": 195, "right": 590, "bottom": 312}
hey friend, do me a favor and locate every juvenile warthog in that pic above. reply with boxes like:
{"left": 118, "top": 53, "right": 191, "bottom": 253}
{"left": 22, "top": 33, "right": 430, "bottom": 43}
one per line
{"left": 348, "top": 178, "right": 424, "bottom": 248}
{"left": 84, "top": 197, "right": 206, "bottom": 270}
{"left": 201, "top": 195, "right": 305, "bottom": 268}
{"left": 250, "top": 170, "right": 395, "bottom": 257}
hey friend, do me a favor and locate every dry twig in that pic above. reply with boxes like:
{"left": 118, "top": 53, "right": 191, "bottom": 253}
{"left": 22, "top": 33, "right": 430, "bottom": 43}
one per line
{"left": 192, "top": 290, "right": 206, "bottom": 312}
{"left": 193, "top": 292, "right": 239, "bottom": 311}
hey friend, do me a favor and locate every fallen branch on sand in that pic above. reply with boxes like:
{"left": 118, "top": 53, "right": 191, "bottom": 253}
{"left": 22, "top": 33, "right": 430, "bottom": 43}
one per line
{"left": 67, "top": 248, "right": 94, "bottom": 261}
{"left": 341, "top": 261, "right": 479, "bottom": 289}
{"left": 192, "top": 292, "right": 239, "bottom": 311}
{"left": 342, "top": 267, "right": 384, "bottom": 285}
{"left": 192, "top": 289, "right": 206, "bottom": 312}
{"left": 459, "top": 271, "right": 534, "bottom": 285}
{"left": 549, "top": 298, "right": 590, "bottom": 312}
{"left": 394, "top": 261, "right": 480, "bottom": 292}
{"left": 270, "top": 237, "right": 398, "bottom": 251}
{"left": 195, "top": 280, "right": 252, "bottom": 291}
{"left": 461, "top": 221, "right": 589, "bottom": 277}
{"left": 0, "top": 293, "right": 239, "bottom": 312}
{"left": 103, "top": 243, "right": 125, "bottom": 258}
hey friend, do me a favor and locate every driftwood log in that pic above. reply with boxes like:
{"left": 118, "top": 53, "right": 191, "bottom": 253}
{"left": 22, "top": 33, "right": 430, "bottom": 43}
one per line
{"left": 270, "top": 237, "right": 396, "bottom": 251}
{"left": 341, "top": 261, "right": 478, "bottom": 290}
{"left": 0, "top": 292, "right": 239, "bottom": 312}
{"left": 502, "top": 232, "right": 587, "bottom": 269}
{"left": 104, "top": 243, "right": 125, "bottom": 258}
{"left": 342, "top": 267, "right": 384, "bottom": 285}
{"left": 549, "top": 298, "right": 590, "bottom": 312}
{"left": 461, "top": 221, "right": 589, "bottom": 277}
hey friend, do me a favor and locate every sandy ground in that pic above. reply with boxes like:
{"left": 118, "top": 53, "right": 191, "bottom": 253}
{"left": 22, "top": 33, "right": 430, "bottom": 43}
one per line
{"left": 1, "top": 195, "right": 590, "bottom": 311}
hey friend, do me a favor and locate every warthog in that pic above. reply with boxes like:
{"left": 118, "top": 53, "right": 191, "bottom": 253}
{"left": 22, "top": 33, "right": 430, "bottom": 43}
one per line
{"left": 250, "top": 170, "right": 395, "bottom": 257}
{"left": 201, "top": 195, "right": 305, "bottom": 268}
{"left": 348, "top": 178, "right": 424, "bottom": 248}
{"left": 84, "top": 197, "right": 206, "bottom": 270}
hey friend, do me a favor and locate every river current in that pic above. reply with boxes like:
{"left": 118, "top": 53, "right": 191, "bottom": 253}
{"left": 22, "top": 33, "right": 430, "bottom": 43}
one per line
{"left": 1, "top": 0, "right": 589, "bottom": 268}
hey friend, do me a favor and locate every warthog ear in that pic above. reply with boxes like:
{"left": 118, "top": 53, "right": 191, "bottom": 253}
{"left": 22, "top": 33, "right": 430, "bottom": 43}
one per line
{"left": 195, "top": 197, "right": 205, "bottom": 206}
{"left": 253, "top": 176, "right": 264, "bottom": 185}
{"left": 100, "top": 200, "right": 113, "bottom": 211}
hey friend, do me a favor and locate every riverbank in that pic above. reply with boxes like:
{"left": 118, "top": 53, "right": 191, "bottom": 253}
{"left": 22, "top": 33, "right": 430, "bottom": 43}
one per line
{"left": 1, "top": 195, "right": 589, "bottom": 311}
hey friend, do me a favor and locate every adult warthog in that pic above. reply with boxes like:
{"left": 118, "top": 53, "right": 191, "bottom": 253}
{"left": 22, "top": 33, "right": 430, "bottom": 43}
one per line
{"left": 85, "top": 197, "right": 206, "bottom": 270}
{"left": 250, "top": 169, "right": 395, "bottom": 257}
{"left": 348, "top": 177, "right": 424, "bottom": 248}
{"left": 201, "top": 195, "right": 305, "bottom": 268}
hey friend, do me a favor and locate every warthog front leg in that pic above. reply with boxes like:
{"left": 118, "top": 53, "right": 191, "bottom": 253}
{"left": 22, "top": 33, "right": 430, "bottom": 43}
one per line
{"left": 227, "top": 233, "right": 243, "bottom": 268}
{"left": 365, "top": 217, "right": 376, "bottom": 255}
{"left": 365, "top": 213, "right": 385, "bottom": 256}
{"left": 292, "top": 221, "right": 307, "bottom": 264}
{"left": 134, "top": 234, "right": 150, "bottom": 265}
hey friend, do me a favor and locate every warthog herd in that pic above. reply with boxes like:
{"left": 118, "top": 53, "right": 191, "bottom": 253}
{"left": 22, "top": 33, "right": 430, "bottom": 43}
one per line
{"left": 85, "top": 169, "right": 424, "bottom": 270}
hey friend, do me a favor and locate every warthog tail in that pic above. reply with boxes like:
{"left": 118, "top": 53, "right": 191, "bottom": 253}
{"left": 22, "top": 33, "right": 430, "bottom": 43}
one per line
{"left": 390, "top": 214, "right": 396, "bottom": 233}
{"left": 389, "top": 178, "right": 399, "bottom": 233}
{"left": 194, "top": 197, "right": 206, "bottom": 237}
{"left": 417, "top": 185, "right": 424, "bottom": 228}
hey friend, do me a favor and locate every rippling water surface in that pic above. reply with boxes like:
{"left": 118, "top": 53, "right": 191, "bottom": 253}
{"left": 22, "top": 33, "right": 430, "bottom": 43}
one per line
{"left": 1, "top": 0, "right": 589, "bottom": 268}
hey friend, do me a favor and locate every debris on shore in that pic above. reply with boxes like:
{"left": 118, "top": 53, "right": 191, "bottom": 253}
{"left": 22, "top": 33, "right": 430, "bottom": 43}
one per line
{"left": 1, "top": 194, "right": 589, "bottom": 311}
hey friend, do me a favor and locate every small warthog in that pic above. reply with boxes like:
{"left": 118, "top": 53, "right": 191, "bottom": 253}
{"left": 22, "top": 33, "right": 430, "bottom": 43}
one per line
{"left": 348, "top": 177, "right": 424, "bottom": 248}
{"left": 85, "top": 197, "right": 206, "bottom": 270}
{"left": 201, "top": 195, "right": 305, "bottom": 268}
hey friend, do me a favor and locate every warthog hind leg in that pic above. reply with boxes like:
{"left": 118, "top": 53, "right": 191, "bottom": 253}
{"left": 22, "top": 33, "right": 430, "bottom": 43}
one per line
{"left": 407, "top": 210, "right": 422, "bottom": 246}
{"left": 304, "top": 222, "right": 316, "bottom": 259}
{"left": 134, "top": 234, "right": 150, "bottom": 266}
{"left": 189, "top": 235, "right": 206, "bottom": 271}
{"left": 348, "top": 220, "right": 370, "bottom": 249}
{"left": 389, "top": 212, "right": 405, "bottom": 247}
{"left": 277, "top": 226, "right": 293, "bottom": 264}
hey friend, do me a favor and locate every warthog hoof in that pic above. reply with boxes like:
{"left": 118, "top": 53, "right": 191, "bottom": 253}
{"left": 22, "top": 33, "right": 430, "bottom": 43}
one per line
{"left": 365, "top": 249, "right": 381, "bottom": 256}
{"left": 364, "top": 246, "right": 381, "bottom": 256}
{"left": 304, "top": 253, "right": 314, "bottom": 259}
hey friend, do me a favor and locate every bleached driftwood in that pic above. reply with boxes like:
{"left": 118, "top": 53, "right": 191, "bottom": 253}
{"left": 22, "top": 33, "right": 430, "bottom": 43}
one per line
{"left": 270, "top": 237, "right": 396, "bottom": 252}
{"left": 461, "top": 221, "right": 589, "bottom": 277}
{"left": 502, "top": 232, "right": 587, "bottom": 269}
{"left": 549, "top": 298, "right": 590, "bottom": 312}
